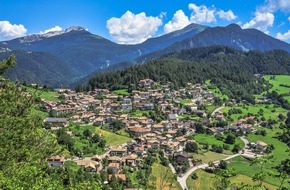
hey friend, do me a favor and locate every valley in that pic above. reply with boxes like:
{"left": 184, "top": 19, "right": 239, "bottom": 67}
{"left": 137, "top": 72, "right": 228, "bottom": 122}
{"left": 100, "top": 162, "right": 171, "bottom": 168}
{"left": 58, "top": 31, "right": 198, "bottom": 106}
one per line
{"left": 8, "top": 72, "right": 289, "bottom": 190}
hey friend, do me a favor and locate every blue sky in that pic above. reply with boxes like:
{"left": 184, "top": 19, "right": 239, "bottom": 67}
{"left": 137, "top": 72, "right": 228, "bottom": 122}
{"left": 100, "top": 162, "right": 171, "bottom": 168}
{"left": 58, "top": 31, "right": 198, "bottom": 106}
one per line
{"left": 0, "top": 0, "right": 290, "bottom": 44}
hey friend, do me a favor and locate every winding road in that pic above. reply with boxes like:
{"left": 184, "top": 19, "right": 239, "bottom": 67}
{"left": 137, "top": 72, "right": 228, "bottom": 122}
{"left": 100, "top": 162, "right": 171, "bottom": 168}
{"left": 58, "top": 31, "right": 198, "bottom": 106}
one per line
{"left": 174, "top": 136, "right": 259, "bottom": 190}
{"left": 211, "top": 103, "right": 225, "bottom": 117}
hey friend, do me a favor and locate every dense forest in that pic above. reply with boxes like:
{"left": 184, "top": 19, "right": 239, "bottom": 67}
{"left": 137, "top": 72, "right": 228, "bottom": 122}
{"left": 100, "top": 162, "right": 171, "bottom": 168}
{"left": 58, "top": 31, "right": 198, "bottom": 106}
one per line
{"left": 85, "top": 46, "right": 290, "bottom": 103}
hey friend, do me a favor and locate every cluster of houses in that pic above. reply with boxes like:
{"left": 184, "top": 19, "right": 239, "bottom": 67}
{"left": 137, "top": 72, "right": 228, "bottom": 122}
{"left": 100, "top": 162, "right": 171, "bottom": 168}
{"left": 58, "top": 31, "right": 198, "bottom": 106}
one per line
{"left": 47, "top": 139, "right": 191, "bottom": 183}
{"left": 43, "top": 79, "right": 213, "bottom": 131}
{"left": 43, "top": 78, "right": 268, "bottom": 184}
{"left": 43, "top": 79, "right": 217, "bottom": 181}
{"left": 229, "top": 116, "right": 257, "bottom": 134}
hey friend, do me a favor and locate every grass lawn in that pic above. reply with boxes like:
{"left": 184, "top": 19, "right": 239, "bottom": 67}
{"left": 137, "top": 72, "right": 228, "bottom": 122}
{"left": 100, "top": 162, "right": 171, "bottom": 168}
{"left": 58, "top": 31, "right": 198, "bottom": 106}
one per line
{"left": 130, "top": 109, "right": 151, "bottom": 117}
{"left": 113, "top": 89, "right": 130, "bottom": 96}
{"left": 194, "top": 151, "right": 228, "bottom": 163}
{"left": 186, "top": 169, "right": 215, "bottom": 190}
{"left": 186, "top": 169, "right": 278, "bottom": 190}
{"left": 284, "top": 96, "right": 290, "bottom": 103}
{"left": 26, "top": 87, "right": 59, "bottom": 101}
{"left": 194, "top": 134, "right": 244, "bottom": 153}
{"left": 206, "top": 105, "right": 218, "bottom": 115}
{"left": 222, "top": 104, "right": 287, "bottom": 121}
{"left": 247, "top": 127, "right": 289, "bottom": 167}
{"left": 150, "top": 163, "right": 182, "bottom": 190}
{"left": 228, "top": 126, "right": 290, "bottom": 188}
{"left": 195, "top": 134, "right": 225, "bottom": 147}
{"left": 95, "top": 127, "right": 131, "bottom": 146}
{"left": 115, "top": 129, "right": 131, "bottom": 137}
{"left": 66, "top": 124, "right": 105, "bottom": 156}
{"left": 69, "top": 124, "right": 96, "bottom": 136}
{"left": 231, "top": 175, "right": 277, "bottom": 190}
{"left": 229, "top": 156, "right": 283, "bottom": 188}
{"left": 264, "top": 75, "right": 290, "bottom": 95}
{"left": 180, "top": 99, "right": 193, "bottom": 105}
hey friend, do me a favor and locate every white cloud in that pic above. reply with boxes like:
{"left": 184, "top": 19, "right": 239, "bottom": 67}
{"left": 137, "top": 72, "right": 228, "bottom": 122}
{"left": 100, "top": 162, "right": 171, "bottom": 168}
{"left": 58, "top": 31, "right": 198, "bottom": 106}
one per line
{"left": 40, "top": 26, "right": 62, "bottom": 34}
{"left": 0, "top": 21, "right": 27, "bottom": 41}
{"left": 216, "top": 10, "right": 237, "bottom": 21}
{"left": 242, "top": 11, "right": 274, "bottom": 33}
{"left": 262, "top": 0, "right": 290, "bottom": 12}
{"left": 188, "top": 3, "right": 216, "bottom": 23}
{"left": 277, "top": 0, "right": 290, "bottom": 11}
{"left": 106, "top": 11, "right": 162, "bottom": 44}
{"left": 277, "top": 30, "right": 290, "bottom": 41}
{"left": 242, "top": 0, "right": 290, "bottom": 35}
{"left": 164, "top": 10, "right": 190, "bottom": 34}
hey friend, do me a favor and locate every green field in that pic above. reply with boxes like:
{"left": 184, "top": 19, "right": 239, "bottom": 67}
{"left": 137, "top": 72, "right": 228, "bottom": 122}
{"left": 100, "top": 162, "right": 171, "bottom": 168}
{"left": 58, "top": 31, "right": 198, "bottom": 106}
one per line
{"left": 150, "top": 163, "right": 182, "bottom": 190}
{"left": 193, "top": 151, "right": 228, "bottom": 163}
{"left": 195, "top": 134, "right": 225, "bottom": 146}
{"left": 206, "top": 105, "right": 219, "bottom": 115}
{"left": 113, "top": 89, "right": 130, "bottom": 96}
{"left": 95, "top": 127, "right": 131, "bottom": 146}
{"left": 115, "top": 129, "right": 131, "bottom": 137}
{"left": 228, "top": 126, "right": 290, "bottom": 188}
{"left": 222, "top": 104, "right": 287, "bottom": 121}
{"left": 186, "top": 169, "right": 277, "bottom": 190}
{"left": 264, "top": 75, "right": 290, "bottom": 95}
{"left": 231, "top": 175, "right": 277, "bottom": 190}
{"left": 67, "top": 124, "right": 130, "bottom": 153}
{"left": 229, "top": 156, "right": 283, "bottom": 188}
{"left": 186, "top": 169, "right": 215, "bottom": 190}
{"left": 66, "top": 125, "right": 105, "bottom": 156}
{"left": 194, "top": 134, "right": 244, "bottom": 153}
{"left": 180, "top": 99, "right": 193, "bottom": 105}
{"left": 26, "top": 86, "right": 59, "bottom": 101}
{"left": 246, "top": 127, "right": 289, "bottom": 167}
{"left": 285, "top": 96, "right": 290, "bottom": 103}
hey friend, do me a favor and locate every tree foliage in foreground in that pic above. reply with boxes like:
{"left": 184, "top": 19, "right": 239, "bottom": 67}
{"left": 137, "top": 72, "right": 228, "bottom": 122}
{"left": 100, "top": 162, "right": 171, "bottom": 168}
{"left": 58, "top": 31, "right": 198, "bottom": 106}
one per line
{"left": 0, "top": 56, "right": 101, "bottom": 189}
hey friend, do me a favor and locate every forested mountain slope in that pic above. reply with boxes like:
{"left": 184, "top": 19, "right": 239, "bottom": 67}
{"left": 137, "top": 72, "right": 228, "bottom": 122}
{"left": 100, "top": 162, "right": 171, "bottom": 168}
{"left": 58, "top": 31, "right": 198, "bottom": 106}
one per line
{"left": 87, "top": 46, "right": 290, "bottom": 103}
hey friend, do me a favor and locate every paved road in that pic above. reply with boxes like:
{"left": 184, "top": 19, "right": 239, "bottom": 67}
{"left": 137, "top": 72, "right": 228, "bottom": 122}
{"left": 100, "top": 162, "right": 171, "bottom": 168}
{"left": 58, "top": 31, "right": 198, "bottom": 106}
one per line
{"left": 175, "top": 136, "right": 259, "bottom": 190}
{"left": 211, "top": 103, "right": 225, "bottom": 116}
{"left": 169, "top": 163, "right": 176, "bottom": 174}
{"left": 240, "top": 136, "right": 249, "bottom": 147}
{"left": 176, "top": 153, "right": 240, "bottom": 190}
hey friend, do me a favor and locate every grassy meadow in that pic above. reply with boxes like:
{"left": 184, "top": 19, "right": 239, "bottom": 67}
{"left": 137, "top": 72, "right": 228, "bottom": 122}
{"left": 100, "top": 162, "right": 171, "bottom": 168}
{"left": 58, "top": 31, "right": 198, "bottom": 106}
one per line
{"left": 186, "top": 169, "right": 277, "bottom": 190}
{"left": 150, "top": 163, "right": 183, "bottom": 190}
{"left": 222, "top": 104, "right": 287, "bottom": 121}
{"left": 95, "top": 127, "right": 131, "bottom": 146}
{"left": 264, "top": 75, "right": 290, "bottom": 95}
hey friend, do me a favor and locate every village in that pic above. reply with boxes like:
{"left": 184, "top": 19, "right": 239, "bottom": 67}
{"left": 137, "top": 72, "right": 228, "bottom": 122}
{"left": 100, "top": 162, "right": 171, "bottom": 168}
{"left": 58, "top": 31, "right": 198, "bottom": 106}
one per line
{"left": 42, "top": 78, "right": 268, "bottom": 189}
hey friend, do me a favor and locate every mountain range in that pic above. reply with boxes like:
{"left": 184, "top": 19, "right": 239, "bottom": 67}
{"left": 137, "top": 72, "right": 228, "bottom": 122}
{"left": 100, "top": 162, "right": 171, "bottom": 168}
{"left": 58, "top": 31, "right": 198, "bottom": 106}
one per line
{"left": 0, "top": 24, "right": 290, "bottom": 87}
